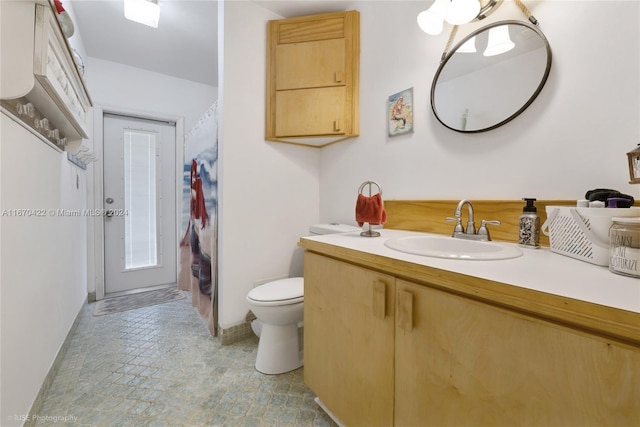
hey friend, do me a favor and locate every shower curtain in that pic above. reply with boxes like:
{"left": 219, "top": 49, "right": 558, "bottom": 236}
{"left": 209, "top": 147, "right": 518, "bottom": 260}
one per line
{"left": 178, "top": 102, "right": 218, "bottom": 336}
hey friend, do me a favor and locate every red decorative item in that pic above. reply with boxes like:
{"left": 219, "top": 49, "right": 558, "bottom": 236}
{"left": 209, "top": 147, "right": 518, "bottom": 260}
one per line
{"left": 53, "top": 0, "right": 75, "bottom": 38}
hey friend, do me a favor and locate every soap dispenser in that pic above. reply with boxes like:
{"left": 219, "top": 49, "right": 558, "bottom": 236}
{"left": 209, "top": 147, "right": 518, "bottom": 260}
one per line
{"left": 519, "top": 198, "right": 540, "bottom": 248}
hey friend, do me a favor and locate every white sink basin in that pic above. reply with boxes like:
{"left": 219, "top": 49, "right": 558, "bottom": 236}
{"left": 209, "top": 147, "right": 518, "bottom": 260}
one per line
{"left": 384, "top": 235, "right": 523, "bottom": 260}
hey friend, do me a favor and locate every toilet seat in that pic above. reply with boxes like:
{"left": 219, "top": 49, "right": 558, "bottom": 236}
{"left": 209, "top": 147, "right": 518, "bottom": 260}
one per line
{"left": 247, "top": 277, "right": 303, "bottom": 307}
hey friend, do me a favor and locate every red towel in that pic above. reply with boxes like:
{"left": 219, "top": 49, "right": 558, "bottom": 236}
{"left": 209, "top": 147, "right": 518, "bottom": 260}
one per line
{"left": 356, "top": 193, "right": 387, "bottom": 227}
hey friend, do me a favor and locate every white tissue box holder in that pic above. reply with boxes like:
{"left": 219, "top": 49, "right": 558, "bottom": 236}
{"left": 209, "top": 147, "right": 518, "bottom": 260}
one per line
{"left": 542, "top": 206, "right": 640, "bottom": 266}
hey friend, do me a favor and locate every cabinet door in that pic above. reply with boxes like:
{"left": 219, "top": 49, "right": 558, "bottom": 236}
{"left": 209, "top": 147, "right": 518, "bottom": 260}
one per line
{"left": 395, "top": 279, "right": 640, "bottom": 426}
{"left": 275, "top": 87, "right": 345, "bottom": 137}
{"left": 275, "top": 39, "right": 345, "bottom": 90}
{"left": 266, "top": 11, "right": 359, "bottom": 144}
{"left": 304, "top": 252, "right": 395, "bottom": 427}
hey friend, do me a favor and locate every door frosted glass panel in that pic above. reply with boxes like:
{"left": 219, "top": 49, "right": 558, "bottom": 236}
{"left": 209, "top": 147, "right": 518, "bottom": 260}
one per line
{"left": 124, "top": 129, "right": 159, "bottom": 269}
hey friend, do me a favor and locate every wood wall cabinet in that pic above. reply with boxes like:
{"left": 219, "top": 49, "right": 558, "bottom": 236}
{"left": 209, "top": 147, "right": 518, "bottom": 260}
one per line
{"left": 303, "top": 252, "right": 640, "bottom": 426}
{"left": 266, "top": 11, "right": 359, "bottom": 147}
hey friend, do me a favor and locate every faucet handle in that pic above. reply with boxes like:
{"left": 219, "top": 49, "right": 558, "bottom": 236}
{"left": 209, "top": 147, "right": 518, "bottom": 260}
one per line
{"left": 477, "top": 220, "right": 501, "bottom": 240}
{"left": 445, "top": 217, "right": 464, "bottom": 234}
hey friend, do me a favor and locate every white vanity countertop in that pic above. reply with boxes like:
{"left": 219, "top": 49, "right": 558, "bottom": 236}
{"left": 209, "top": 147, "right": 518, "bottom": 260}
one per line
{"left": 300, "top": 229, "right": 640, "bottom": 314}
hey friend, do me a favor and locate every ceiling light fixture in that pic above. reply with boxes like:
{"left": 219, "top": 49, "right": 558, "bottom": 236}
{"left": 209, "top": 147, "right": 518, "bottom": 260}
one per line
{"left": 124, "top": 0, "right": 160, "bottom": 28}
{"left": 417, "top": 0, "right": 501, "bottom": 36}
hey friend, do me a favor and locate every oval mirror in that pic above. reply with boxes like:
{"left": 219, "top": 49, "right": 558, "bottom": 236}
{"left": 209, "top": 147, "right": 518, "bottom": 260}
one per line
{"left": 431, "top": 20, "right": 552, "bottom": 133}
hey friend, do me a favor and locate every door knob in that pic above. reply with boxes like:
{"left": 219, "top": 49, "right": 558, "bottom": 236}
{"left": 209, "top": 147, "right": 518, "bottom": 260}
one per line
{"left": 105, "top": 197, "right": 114, "bottom": 204}
{"left": 105, "top": 209, "right": 114, "bottom": 218}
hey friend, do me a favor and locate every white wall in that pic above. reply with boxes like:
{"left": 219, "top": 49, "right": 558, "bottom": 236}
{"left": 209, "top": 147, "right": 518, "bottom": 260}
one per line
{"left": 85, "top": 57, "right": 217, "bottom": 133}
{"left": 0, "top": 2, "right": 89, "bottom": 422}
{"left": 319, "top": 0, "right": 640, "bottom": 223}
{"left": 216, "top": 0, "right": 639, "bottom": 329}
{"left": 0, "top": 115, "right": 88, "bottom": 425}
{"left": 217, "top": 0, "right": 321, "bottom": 328}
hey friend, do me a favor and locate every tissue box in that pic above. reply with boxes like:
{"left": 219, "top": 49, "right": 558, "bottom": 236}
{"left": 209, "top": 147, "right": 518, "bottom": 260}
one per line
{"left": 542, "top": 206, "right": 640, "bottom": 266}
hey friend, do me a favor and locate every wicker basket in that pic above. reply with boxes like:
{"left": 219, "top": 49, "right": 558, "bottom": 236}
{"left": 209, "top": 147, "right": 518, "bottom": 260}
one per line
{"left": 541, "top": 206, "right": 640, "bottom": 266}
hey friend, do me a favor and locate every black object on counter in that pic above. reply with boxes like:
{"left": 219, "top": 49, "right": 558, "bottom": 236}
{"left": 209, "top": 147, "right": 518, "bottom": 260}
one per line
{"left": 585, "top": 189, "right": 635, "bottom": 208}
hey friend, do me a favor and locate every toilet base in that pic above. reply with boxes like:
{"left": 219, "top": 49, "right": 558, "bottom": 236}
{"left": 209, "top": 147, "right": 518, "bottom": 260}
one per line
{"left": 255, "top": 323, "right": 303, "bottom": 374}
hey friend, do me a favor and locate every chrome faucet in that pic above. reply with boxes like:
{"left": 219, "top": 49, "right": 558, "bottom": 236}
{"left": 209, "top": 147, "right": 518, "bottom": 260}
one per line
{"left": 446, "top": 200, "right": 500, "bottom": 241}
{"left": 456, "top": 199, "right": 476, "bottom": 235}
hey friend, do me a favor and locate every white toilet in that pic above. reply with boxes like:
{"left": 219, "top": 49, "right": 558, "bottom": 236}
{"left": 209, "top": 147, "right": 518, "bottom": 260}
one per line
{"left": 246, "top": 223, "right": 361, "bottom": 375}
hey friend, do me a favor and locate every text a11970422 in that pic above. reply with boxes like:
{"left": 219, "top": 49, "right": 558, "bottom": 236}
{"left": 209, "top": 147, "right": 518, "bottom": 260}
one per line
{"left": 1, "top": 208, "right": 128, "bottom": 217}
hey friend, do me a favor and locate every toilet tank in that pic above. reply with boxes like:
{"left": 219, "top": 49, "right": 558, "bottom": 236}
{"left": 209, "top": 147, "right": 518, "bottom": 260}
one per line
{"left": 309, "top": 223, "right": 361, "bottom": 235}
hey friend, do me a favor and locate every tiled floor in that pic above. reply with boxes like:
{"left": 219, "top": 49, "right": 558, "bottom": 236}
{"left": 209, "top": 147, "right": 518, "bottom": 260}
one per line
{"left": 32, "top": 296, "right": 336, "bottom": 427}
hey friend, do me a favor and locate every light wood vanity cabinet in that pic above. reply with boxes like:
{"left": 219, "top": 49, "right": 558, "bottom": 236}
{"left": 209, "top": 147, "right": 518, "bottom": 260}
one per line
{"left": 266, "top": 11, "right": 359, "bottom": 147}
{"left": 304, "top": 252, "right": 394, "bottom": 427}
{"left": 303, "top": 252, "right": 640, "bottom": 426}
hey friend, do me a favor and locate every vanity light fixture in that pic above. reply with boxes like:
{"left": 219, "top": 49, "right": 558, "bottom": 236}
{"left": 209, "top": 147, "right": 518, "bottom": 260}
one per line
{"left": 124, "top": 0, "right": 160, "bottom": 28}
{"left": 457, "top": 36, "right": 477, "bottom": 53}
{"left": 627, "top": 144, "right": 640, "bottom": 184}
{"left": 483, "top": 25, "right": 515, "bottom": 56}
{"left": 446, "top": 0, "right": 481, "bottom": 25}
{"left": 417, "top": 0, "right": 501, "bottom": 36}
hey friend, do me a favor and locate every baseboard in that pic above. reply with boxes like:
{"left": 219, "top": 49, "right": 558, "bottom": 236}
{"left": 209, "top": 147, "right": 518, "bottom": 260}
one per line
{"left": 314, "top": 397, "right": 346, "bottom": 427}
{"left": 25, "top": 298, "right": 87, "bottom": 427}
{"left": 218, "top": 321, "right": 254, "bottom": 345}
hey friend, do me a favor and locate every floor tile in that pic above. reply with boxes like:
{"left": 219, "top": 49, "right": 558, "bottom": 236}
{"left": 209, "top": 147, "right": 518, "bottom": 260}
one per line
{"left": 30, "top": 296, "right": 337, "bottom": 427}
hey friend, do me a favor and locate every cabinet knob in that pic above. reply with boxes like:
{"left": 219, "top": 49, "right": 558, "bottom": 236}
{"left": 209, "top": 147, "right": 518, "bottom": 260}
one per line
{"left": 397, "top": 290, "right": 413, "bottom": 332}
{"left": 372, "top": 280, "right": 387, "bottom": 320}
{"left": 334, "top": 71, "right": 344, "bottom": 83}
{"left": 333, "top": 120, "right": 341, "bottom": 132}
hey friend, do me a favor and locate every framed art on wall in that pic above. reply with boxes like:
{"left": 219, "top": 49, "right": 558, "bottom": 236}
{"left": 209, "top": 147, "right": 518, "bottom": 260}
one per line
{"left": 388, "top": 87, "right": 413, "bottom": 137}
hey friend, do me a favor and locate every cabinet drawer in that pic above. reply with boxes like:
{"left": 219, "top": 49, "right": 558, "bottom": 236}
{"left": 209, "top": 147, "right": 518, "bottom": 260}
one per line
{"left": 275, "top": 87, "right": 346, "bottom": 137}
{"left": 275, "top": 39, "right": 345, "bottom": 90}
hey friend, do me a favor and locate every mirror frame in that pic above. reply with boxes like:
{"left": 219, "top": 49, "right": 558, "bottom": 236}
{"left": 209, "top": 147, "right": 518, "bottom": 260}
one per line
{"left": 430, "top": 20, "right": 552, "bottom": 133}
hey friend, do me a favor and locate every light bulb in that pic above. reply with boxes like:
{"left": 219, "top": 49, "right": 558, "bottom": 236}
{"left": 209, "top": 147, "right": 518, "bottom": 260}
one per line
{"left": 483, "top": 25, "right": 515, "bottom": 56}
{"left": 457, "top": 36, "right": 477, "bottom": 53}
{"left": 445, "top": 0, "right": 481, "bottom": 26}
{"left": 417, "top": 10, "right": 444, "bottom": 35}
{"left": 417, "top": 0, "right": 450, "bottom": 35}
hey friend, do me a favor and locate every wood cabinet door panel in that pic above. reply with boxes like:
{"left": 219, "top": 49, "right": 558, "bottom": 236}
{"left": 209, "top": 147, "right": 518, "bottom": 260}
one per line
{"left": 395, "top": 279, "right": 640, "bottom": 427}
{"left": 275, "top": 87, "right": 345, "bottom": 137}
{"left": 275, "top": 39, "right": 345, "bottom": 90}
{"left": 304, "top": 252, "right": 395, "bottom": 427}
{"left": 277, "top": 16, "right": 346, "bottom": 44}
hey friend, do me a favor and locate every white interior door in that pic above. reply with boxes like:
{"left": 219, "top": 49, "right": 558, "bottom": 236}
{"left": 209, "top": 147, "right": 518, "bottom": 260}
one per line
{"left": 103, "top": 113, "right": 177, "bottom": 295}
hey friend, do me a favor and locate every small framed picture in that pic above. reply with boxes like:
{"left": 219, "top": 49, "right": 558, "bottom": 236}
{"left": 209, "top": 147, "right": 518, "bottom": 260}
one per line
{"left": 388, "top": 88, "right": 413, "bottom": 137}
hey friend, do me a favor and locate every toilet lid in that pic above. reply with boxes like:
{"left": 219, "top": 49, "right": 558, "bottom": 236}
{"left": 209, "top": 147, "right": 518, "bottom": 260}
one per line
{"left": 247, "top": 277, "right": 304, "bottom": 303}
